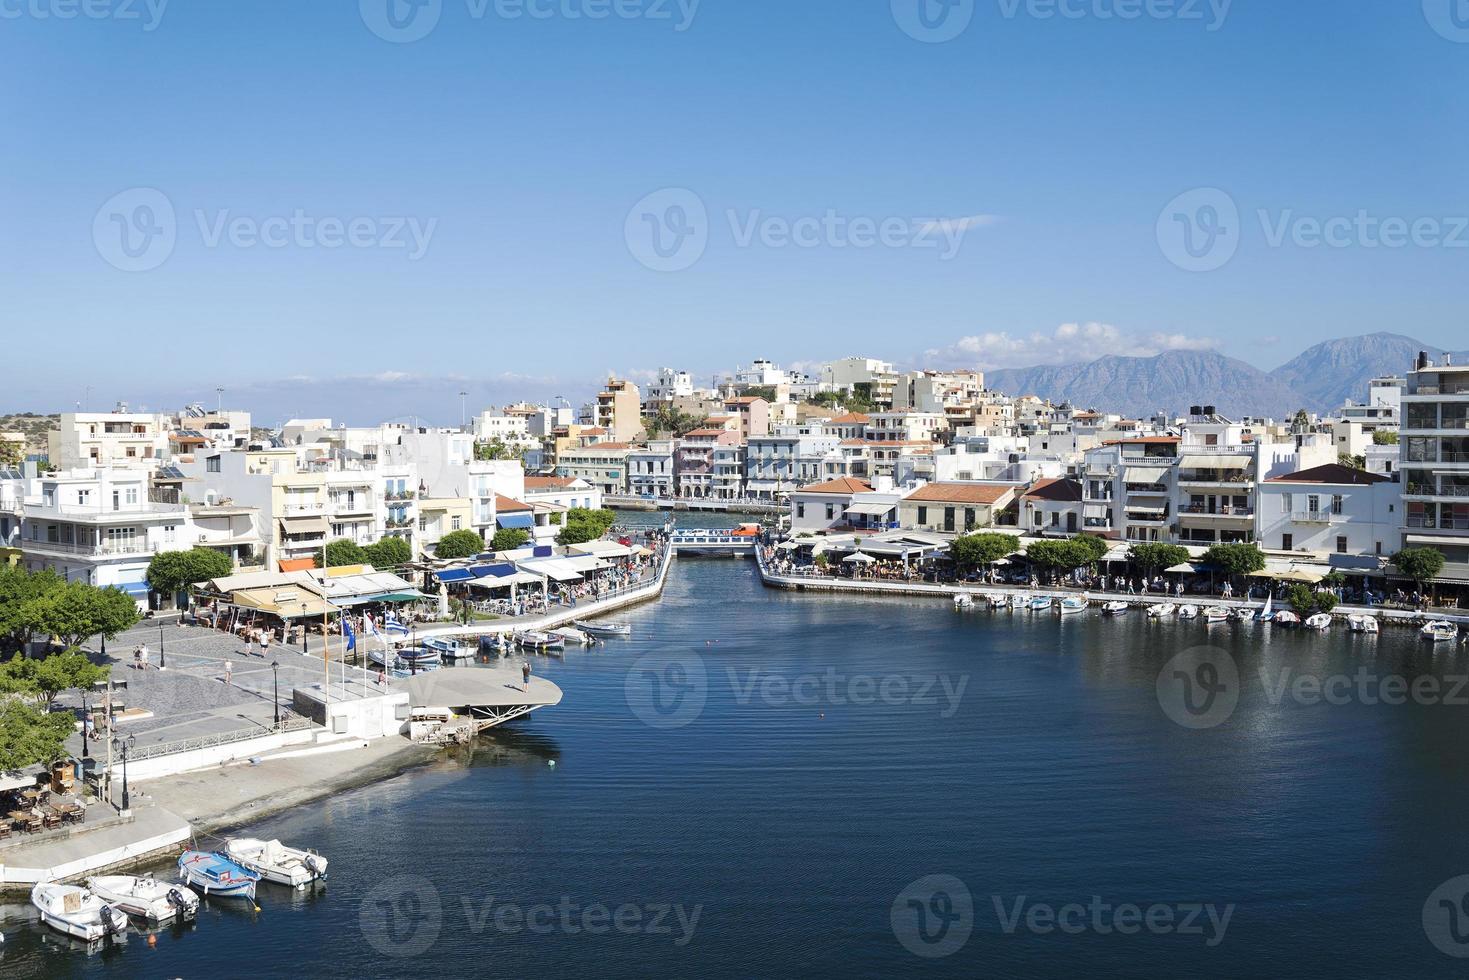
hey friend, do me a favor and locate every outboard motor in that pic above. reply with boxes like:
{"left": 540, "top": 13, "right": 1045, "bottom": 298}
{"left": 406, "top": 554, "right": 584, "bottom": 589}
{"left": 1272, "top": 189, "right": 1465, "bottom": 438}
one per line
{"left": 304, "top": 855, "right": 327, "bottom": 881}
{"left": 167, "top": 887, "right": 193, "bottom": 917}
{"left": 99, "top": 904, "right": 120, "bottom": 936}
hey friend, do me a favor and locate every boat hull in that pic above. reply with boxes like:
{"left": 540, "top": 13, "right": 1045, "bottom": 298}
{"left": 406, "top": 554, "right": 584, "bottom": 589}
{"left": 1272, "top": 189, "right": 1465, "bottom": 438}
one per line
{"left": 178, "top": 852, "right": 260, "bottom": 900}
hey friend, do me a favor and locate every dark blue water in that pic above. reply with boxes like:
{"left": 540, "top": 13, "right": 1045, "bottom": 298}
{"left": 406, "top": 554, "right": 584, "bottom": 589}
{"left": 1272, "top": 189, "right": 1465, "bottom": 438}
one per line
{"left": 8, "top": 551, "right": 1469, "bottom": 977}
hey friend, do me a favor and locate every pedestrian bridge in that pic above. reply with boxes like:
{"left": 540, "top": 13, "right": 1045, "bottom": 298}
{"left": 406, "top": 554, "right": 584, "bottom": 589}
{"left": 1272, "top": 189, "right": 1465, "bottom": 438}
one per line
{"left": 668, "top": 529, "right": 760, "bottom": 553}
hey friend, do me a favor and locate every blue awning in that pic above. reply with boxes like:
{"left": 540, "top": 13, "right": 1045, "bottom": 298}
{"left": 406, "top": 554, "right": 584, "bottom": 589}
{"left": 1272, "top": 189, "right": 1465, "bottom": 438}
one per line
{"left": 115, "top": 581, "right": 149, "bottom": 597}
{"left": 434, "top": 568, "right": 473, "bottom": 584}
{"left": 496, "top": 513, "right": 534, "bottom": 530}
{"left": 471, "top": 563, "right": 519, "bottom": 579}
{"left": 532, "top": 545, "right": 554, "bottom": 558}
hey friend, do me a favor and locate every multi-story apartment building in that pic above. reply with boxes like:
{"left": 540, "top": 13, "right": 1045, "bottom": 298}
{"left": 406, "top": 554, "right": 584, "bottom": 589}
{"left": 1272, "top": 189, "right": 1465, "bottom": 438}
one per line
{"left": 892, "top": 370, "right": 985, "bottom": 414}
{"left": 722, "top": 397, "right": 770, "bottom": 438}
{"left": 556, "top": 443, "right": 632, "bottom": 496}
{"left": 675, "top": 429, "right": 740, "bottom": 498}
{"left": 627, "top": 441, "right": 676, "bottom": 498}
{"left": 472, "top": 411, "right": 536, "bottom": 450}
{"left": 745, "top": 434, "right": 839, "bottom": 500}
{"left": 865, "top": 411, "right": 945, "bottom": 444}
{"left": 48, "top": 411, "right": 171, "bottom": 470}
{"left": 1257, "top": 464, "right": 1398, "bottom": 559}
{"left": 645, "top": 368, "right": 695, "bottom": 405}
{"left": 1400, "top": 352, "right": 1469, "bottom": 583}
{"left": 596, "top": 379, "right": 644, "bottom": 443}
{"left": 710, "top": 443, "right": 747, "bottom": 500}
{"left": 823, "top": 357, "right": 897, "bottom": 408}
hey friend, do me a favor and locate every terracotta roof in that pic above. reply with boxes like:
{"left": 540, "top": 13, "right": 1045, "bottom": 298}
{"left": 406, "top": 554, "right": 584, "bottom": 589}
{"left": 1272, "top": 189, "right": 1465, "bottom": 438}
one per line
{"left": 724, "top": 397, "right": 765, "bottom": 404}
{"left": 905, "top": 482, "right": 1016, "bottom": 505}
{"left": 1265, "top": 463, "right": 1390, "bottom": 486}
{"left": 580, "top": 427, "right": 608, "bottom": 435}
{"left": 572, "top": 442, "right": 633, "bottom": 452}
{"left": 827, "top": 413, "right": 872, "bottom": 424}
{"left": 495, "top": 494, "right": 533, "bottom": 512}
{"left": 524, "top": 476, "right": 576, "bottom": 490}
{"left": 1023, "top": 477, "right": 1084, "bottom": 502}
{"left": 798, "top": 477, "right": 874, "bottom": 495}
{"left": 684, "top": 429, "right": 732, "bottom": 438}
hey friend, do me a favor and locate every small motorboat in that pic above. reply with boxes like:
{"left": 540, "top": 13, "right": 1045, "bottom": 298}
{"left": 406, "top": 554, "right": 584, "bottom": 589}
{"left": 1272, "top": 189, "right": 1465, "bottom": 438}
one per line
{"left": 178, "top": 851, "right": 261, "bottom": 900}
{"left": 1102, "top": 600, "right": 1129, "bottom": 616}
{"left": 86, "top": 874, "right": 198, "bottom": 924}
{"left": 1273, "top": 610, "right": 1300, "bottom": 627}
{"left": 953, "top": 593, "right": 974, "bottom": 610}
{"left": 224, "top": 838, "right": 328, "bottom": 890}
{"left": 1058, "top": 596, "right": 1088, "bottom": 615}
{"left": 1347, "top": 615, "right": 1379, "bottom": 634}
{"left": 1010, "top": 592, "right": 1031, "bottom": 609}
{"left": 573, "top": 620, "right": 632, "bottom": 637}
{"left": 1203, "top": 606, "right": 1230, "bottom": 624}
{"left": 1234, "top": 606, "right": 1257, "bottom": 622}
{"left": 1149, "top": 602, "right": 1176, "bottom": 619}
{"left": 555, "top": 627, "right": 594, "bottom": 647}
{"left": 1029, "top": 595, "right": 1054, "bottom": 612}
{"left": 1422, "top": 620, "right": 1460, "bottom": 643}
{"left": 985, "top": 592, "right": 1008, "bottom": 609}
{"left": 514, "top": 630, "right": 565, "bottom": 651}
{"left": 32, "top": 882, "right": 128, "bottom": 941}
{"left": 422, "top": 637, "right": 475, "bottom": 661}
{"left": 1304, "top": 613, "right": 1332, "bottom": 631}
{"left": 1177, "top": 604, "right": 1199, "bottom": 620}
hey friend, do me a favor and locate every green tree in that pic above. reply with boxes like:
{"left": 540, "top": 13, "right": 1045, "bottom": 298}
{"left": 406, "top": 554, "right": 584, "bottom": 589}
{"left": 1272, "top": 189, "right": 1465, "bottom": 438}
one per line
{"left": 32, "top": 650, "right": 108, "bottom": 707}
{"left": 321, "top": 538, "right": 367, "bottom": 568}
{"left": 1338, "top": 453, "right": 1366, "bottom": 471}
{"left": 1285, "top": 584, "right": 1338, "bottom": 617}
{"left": 1392, "top": 547, "right": 1446, "bottom": 593}
{"left": 435, "top": 530, "right": 485, "bottom": 560}
{"left": 42, "top": 581, "right": 140, "bottom": 649}
{"left": 474, "top": 439, "right": 525, "bottom": 462}
{"left": 1372, "top": 430, "right": 1399, "bottom": 446}
{"left": 950, "top": 532, "right": 1016, "bottom": 573}
{"left": 1202, "top": 542, "right": 1266, "bottom": 583}
{"left": 362, "top": 536, "right": 412, "bottom": 569}
{"left": 1071, "top": 535, "right": 1109, "bottom": 567}
{"left": 146, "top": 548, "right": 232, "bottom": 599}
{"left": 1129, "top": 542, "right": 1190, "bottom": 577}
{"left": 0, "top": 566, "right": 64, "bottom": 653}
{"left": 0, "top": 696, "right": 76, "bottom": 770}
{"left": 556, "top": 508, "right": 616, "bottom": 546}
{"left": 490, "top": 527, "right": 531, "bottom": 552}
{"left": 645, "top": 405, "right": 705, "bottom": 437}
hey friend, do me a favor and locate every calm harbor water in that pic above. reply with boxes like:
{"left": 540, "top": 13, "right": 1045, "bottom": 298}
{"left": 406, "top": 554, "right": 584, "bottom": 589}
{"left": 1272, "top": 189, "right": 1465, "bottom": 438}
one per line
{"left": 6, "top": 525, "right": 1469, "bottom": 976}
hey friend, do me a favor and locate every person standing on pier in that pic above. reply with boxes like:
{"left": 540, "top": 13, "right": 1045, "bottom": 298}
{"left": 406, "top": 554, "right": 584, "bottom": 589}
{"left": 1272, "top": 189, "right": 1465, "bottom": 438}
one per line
{"left": 522, "top": 661, "right": 531, "bottom": 690}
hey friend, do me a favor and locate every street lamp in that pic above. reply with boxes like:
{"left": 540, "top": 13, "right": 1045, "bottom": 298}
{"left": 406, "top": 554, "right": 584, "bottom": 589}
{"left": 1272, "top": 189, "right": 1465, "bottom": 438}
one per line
{"left": 271, "top": 659, "right": 281, "bottom": 730}
{"left": 80, "top": 687, "right": 90, "bottom": 761}
{"left": 112, "top": 733, "right": 135, "bottom": 812}
{"left": 158, "top": 622, "right": 166, "bottom": 670}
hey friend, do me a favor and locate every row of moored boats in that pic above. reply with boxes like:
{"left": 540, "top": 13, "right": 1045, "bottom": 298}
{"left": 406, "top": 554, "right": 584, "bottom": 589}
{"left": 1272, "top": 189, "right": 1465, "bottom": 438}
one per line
{"left": 29, "top": 837, "right": 326, "bottom": 942}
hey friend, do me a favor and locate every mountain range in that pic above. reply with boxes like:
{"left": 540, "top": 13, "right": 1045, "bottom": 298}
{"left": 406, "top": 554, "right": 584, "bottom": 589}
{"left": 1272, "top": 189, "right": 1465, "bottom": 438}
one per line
{"left": 983, "top": 333, "right": 1468, "bottom": 419}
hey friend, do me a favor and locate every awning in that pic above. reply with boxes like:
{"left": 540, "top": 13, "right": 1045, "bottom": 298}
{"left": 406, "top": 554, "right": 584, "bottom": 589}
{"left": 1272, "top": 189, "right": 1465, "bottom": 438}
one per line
{"left": 1124, "top": 464, "right": 1170, "bottom": 483}
{"left": 468, "top": 571, "right": 546, "bottom": 589}
{"left": 518, "top": 559, "right": 583, "bottom": 582}
{"left": 845, "top": 502, "right": 896, "bottom": 517}
{"left": 496, "top": 513, "right": 535, "bottom": 530}
{"left": 279, "top": 516, "right": 329, "bottom": 536}
{"left": 374, "top": 592, "right": 426, "bottom": 603}
{"left": 230, "top": 585, "right": 340, "bottom": 619}
{"left": 114, "top": 581, "right": 149, "bottom": 597}
{"left": 1166, "top": 562, "right": 1212, "bottom": 574}
{"left": 1405, "top": 534, "right": 1469, "bottom": 548}
{"left": 1180, "top": 455, "right": 1250, "bottom": 470}
{"left": 434, "top": 568, "right": 474, "bottom": 584}
{"left": 843, "top": 552, "right": 877, "bottom": 563}
{"left": 471, "top": 563, "right": 520, "bottom": 579}
{"left": 568, "top": 540, "right": 633, "bottom": 559}
{"left": 278, "top": 558, "right": 317, "bottom": 573}
{"left": 1126, "top": 505, "right": 1167, "bottom": 516}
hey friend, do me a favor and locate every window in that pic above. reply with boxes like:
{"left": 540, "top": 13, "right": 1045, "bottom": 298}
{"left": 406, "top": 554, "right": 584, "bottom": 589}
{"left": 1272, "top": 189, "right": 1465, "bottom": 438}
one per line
{"left": 825, "top": 504, "right": 835, "bottom": 520}
{"left": 1282, "top": 493, "right": 1292, "bottom": 513}
{"left": 451, "top": 517, "right": 462, "bottom": 530}
{"left": 77, "top": 489, "right": 90, "bottom": 506}
{"left": 1336, "top": 535, "right": 1348, "bottom": 554}
{"left": 126, "top": 488, "right": 138, "bottom": 505}
{"left": 797, "top": 503, "right": 805, "bottom": 519}
{"left": 1331, "top": 494, "right": 1343, "bottom": 515}
{"left": 1281, "top": 533, "right": 1293, "bottom": 550}
{"left": 917, "top": 505, "right": 928, "bottom": 525}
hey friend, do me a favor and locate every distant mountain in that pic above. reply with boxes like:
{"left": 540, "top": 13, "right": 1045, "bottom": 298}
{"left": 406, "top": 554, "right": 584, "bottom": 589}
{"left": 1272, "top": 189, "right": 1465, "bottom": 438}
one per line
{"left": 1268, "top": 332, "right": 1469, "bottom": 413}
{"left": 985, "top": 350, "right": 1302, "bottom": 420}
{"left": 983, "top": 334, "right": 1469, "bottom": 418}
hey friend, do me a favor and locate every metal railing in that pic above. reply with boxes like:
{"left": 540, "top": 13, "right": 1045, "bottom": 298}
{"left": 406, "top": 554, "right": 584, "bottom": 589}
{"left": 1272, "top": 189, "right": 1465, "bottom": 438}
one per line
{"left": 25, "top": 538, "right": 151, "bottom": 556}
{"left": 1179, "top": 505, "right": 1254, "bottom": 517}
{"left": 1406, "top": 517, "right": 1469, "bottom": 530}
{"left": 128, "top": 715, "right": 316, "bottom": 761}
{"left": 1292, "top": 511, "right": 1340, "bottom": 523}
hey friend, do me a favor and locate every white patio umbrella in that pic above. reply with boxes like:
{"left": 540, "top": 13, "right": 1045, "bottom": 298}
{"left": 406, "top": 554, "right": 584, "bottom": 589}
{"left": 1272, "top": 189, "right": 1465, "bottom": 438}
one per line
{"left": 843, "top": 552, "right": 877, "bottom": 564}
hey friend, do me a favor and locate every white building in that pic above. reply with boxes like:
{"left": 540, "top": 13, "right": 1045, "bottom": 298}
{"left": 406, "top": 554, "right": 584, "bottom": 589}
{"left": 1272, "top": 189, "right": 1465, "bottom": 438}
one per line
{"left": 1257, "top": 463, "right": 1399, "bottom": 559}
{"left": 48, "top": 411, "right": 171, "bottom": 470}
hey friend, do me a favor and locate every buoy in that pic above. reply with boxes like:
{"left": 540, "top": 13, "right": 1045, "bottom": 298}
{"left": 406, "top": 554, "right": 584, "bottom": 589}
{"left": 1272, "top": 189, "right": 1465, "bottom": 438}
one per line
{"left": 147, "top": 934, "right": 157, "bottom": 947}
{"left": 254, "top": 904, "right": 262, "bottom": 912}
{"left": 547, "top": 760, "right": 556, "bottom": 767}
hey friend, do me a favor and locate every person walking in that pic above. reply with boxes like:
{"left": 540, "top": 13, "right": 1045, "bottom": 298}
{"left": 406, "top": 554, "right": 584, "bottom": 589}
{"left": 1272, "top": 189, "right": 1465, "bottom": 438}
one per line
{"left": 260, "top": 630, "right": 271, "bottom": 658}
{"left": 224, "top": 658, "right": 233, "bottom": 686}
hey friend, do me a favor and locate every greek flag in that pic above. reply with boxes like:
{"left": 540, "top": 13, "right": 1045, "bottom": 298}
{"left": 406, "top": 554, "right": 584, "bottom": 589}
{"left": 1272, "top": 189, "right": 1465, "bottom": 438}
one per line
{"left": 384, "top": 614, "right": 410, "bottom": 636}
{"left": 342, "top": 614, "right": 356, "bottom": 652}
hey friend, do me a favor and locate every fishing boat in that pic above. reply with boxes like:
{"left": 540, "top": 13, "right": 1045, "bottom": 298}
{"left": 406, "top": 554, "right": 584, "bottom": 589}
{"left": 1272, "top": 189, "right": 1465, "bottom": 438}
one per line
{"left": 573, "top": 620, "right": 632, "bottom": 637}
{"left": 1148, "top": 602, "right": 1176, "bottom": 618}
{"left": 1347, "top": 614, "right": 1380, "bottom": 634}
{"left": 86, "top": 875, "right": 198, "bottom": 924}
{"left": 1203, "top": 606, "right": 1230, "bottom": 624}
{"left": 1422, "top": 620, "right": 1460, "bottom": 643}
{"left": 1102, "top": 600, "right": 1129, "bottom": 616}
{"left": 1058, "top": 596, "right": 1088, "bottom": 615}
{"left": 514, "top": 630, "right": 565, "bottom": 651}
{"left": 1304, "top": 613, "right": 1333, "bottom": 631}
{"left": 1273, "top": 610, "right": 1300, "bottom": 627}
{"left": 1177, "top": 604, "right": 1199, "bottom": 620}
{"left": 32, "top": 883, "right": 129, "bottom": 941}
{"left": 1029, "top": 595, "right": 1054, "bottom": 612}
{"left": 422, "top": 637, "right": 475, "bottom": 661}
{"left": 224, "top": 838, "right": 328, "bottom": 890}
{"left": 177, "top": 851, "right": 261, "bottom": 900}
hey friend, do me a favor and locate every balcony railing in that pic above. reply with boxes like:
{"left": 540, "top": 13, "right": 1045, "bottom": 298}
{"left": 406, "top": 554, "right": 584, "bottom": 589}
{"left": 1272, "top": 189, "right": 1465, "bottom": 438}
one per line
{"left": 1406, "top": 517, "right": 1469, "bottom": 530}
{"left": 1406, "top": 484, "right": 1469, "bottom": 498}
{"left": 1180, "top": 505, "right": 1255, "bottom": 518}
{"left": 25, "top": 538, "right": 151, "bottom": 556}
{"left": 1292, "top": 511, "right": 1340, "bottom": 523}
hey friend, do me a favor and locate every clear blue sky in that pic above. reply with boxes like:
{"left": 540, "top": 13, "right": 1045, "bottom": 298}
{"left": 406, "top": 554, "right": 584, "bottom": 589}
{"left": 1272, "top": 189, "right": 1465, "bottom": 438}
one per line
{"left": 3, "top": 1, "right": 1466, "bottom": 423}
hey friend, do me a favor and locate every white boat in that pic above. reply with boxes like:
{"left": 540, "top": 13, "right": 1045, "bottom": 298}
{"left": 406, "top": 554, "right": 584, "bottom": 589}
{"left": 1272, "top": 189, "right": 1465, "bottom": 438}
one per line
{"left": 1347, "top": 615, "right": 1379, "bottom": 634}
{"left": 1010, "top": 592, "right": 1031, "bottom": 609}
{"left": 514, "top": 630, "right": 565, "bottom": 651}
{"left": 1058, "top": 596, "right": 1088, "bottom": 615}
{"left": 1148, "top": 603, "right": 1176, "bottom": 618}
{"left": 1304, "top": 613, "right": 1332, "bottom": 631}
{"left": 224, "top": 838, "right": 328, "bottom": 889}
{"left": 555, "top": 627, "right": 595, "bottom": 647}
{"left": 1257, "top": 592, "right": 1275, "bottom": 623}
{"left": 1273, "top": 610, "right": 1300, "bottom": 627}
{"left": 422, "top": 637, "right": 475, "bottom": 661}
{"left": 1102, "top": 600, "right": 1129, "bottom": 616}
{"left": 1422, "top": 620, "right": 1460, "bottom": 643}
{"left": 86, "top": 874, "right": 198, "bottom": 923}
{"left": 1203, "top": 606, "right": 1230, "bottom": 624}
{"left": 1177, "top": 604, "right": 1199, "bottom": 620}
{"left": 573, "top": 620, "right": 632, "bottom": 637}
{"left": 1234, "top": 606, "right": 1257, "bottom": 621}
{"left": 953, "top": 593, "right": 974, "bottom": 609}
{"left": 985, "top": 592, "right": 1008, "bottom": 609}
{"left": 31, "top": 882, "right": 128, "bottom": 942}
{"left": 1029, "top": 595, "right": 1054, "bottom": 612}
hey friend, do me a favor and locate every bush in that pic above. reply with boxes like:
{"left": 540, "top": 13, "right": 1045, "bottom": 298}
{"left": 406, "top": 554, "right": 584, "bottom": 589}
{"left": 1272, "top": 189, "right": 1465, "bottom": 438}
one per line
{"left": 363, "top": 536, "right": 412, "bottom": 569}
{"left": 321, "top": 539, "right": 366, "bottom": 568}
{"left": 147, "top": 548, "right": 233, "bottom": 598}
{"left": 491, "top": 528, "right": 531, "bottom": 552}
{"left": 556, "top": 508, "right": 616, "bottom": 546}
{"left": 435, "top": 530, "right": 485, "bottom": 560}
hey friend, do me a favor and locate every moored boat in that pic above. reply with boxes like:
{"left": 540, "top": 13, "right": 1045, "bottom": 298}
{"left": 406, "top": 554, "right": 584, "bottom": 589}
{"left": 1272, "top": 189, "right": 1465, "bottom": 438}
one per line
{"left": 1009, "top": 592, "right": 1031, "bottom": 609}
{"left": 1347, "top": 614, "right": 1379, "bottom": 634}
{"left": 953, "top": 593, "right": 974, "bottom": 610}
{"left": 1304, "top": 613, "right": 1332, "bottom": 631}
{"left": 1422, "top": 620, "right": 1460, "bottom": 643}
{"left": 1203, "top": 606, "right": 1230, "bottom": 624}
{"left": 1029, "top": 595, "right": 1054, "bottom": 612}
{"left": 86, "top": 874, "right": 197, "bottom": 923}
{"left": 224, "top": 838, "right": 328, "bottom": 890}
{"left": 1273, "top": 610, "right": 1300, "bottom": 627}
{"left": 514, "top": 630, "right": 565, "bottom": 651}
{"left": 178, "top": 851, "right": 261, "bottom": 900}
{"left": 1102, "top": 600, "right": 1129, "bottom": 616}
{"left": 422, "top": 637, "right": 475, "bottom": 661}
{"left": 1058, "top": 596, "right": 1088, "bottom": 615}
{"left": 984, "top": 592, "right": 1008, "bottom": 609}
{"left": 1177, "top": 604, "right": 1199, "bottom": 620}
{"left": 1148, "top": 602, "right": 1176, "bottom": 618}
{"left": 32, "top": 882, "right": 128, "bottom": 941}
{"left": 573, "top": 620, "right": 632, "bottom": 637}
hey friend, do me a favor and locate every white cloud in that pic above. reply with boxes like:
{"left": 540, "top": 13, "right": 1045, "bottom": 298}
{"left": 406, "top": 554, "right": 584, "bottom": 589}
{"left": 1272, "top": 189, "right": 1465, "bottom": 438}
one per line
{"left": 922, "top": 322, "right": 1220, "bottom": 370}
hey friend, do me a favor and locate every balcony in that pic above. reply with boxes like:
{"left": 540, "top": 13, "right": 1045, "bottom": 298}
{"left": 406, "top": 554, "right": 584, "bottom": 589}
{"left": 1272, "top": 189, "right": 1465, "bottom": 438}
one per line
{"left": 1124, "top": 484, "right": 1169, "bottom": 495}
{"left": 1405, "top": 517, "right": 1469, "bottom": 530}
{"left": 1179, "top": 505, "right": 1254, "bottom": 521}
{"left": 384, "top": 489, "right": 418, "bottom": 502}
{"left": 24, "top": 537, "right": 151, "bottom": 557}
{"left": 1405, "top": 484, "right": 1469, "bottom": 499}
{"left": 25, "top": 499, "right": 186, "bottom": 522}
{"left": 1292, "top": 511, "right": 1341, "bottom": 524}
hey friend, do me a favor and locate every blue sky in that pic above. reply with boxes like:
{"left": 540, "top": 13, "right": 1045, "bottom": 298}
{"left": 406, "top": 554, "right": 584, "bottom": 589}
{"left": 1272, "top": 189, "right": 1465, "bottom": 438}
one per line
{"left": 3, "top": 1, "right": 1466, "bottom": 423}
